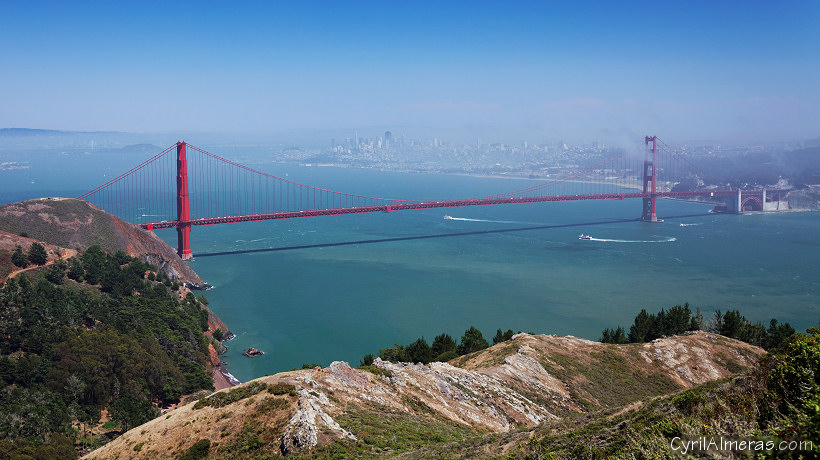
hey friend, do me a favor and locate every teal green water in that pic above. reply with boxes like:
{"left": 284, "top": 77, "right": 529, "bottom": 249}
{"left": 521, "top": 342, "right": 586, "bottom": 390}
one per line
{"left": 143, "top": 167, "right": 820, "bottom": 383}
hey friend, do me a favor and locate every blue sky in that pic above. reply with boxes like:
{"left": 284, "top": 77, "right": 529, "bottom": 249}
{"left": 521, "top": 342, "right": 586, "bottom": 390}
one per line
{"left": 1, "top": 1, "right": 818, "bottom": 143}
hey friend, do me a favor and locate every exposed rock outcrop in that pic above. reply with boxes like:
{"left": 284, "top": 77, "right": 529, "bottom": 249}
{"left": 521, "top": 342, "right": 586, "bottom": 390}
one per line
{"left": 280, "top": 387, "right": 356, "bottom": 455}
{"left": 243, "top": 347, "right": 264, "bottom": 357}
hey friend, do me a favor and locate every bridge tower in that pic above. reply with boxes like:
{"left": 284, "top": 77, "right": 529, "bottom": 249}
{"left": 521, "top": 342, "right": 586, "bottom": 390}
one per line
{"left": 641, "top": 135, "right": 660, "bottom": 222}
{"left": 176, "top": 142, "right": 193, "bottom": 260}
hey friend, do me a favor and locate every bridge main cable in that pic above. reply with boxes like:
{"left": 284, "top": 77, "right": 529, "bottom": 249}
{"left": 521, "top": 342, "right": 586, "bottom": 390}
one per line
{"left": 184, "top": 143, "right": 423, "bottom": 206}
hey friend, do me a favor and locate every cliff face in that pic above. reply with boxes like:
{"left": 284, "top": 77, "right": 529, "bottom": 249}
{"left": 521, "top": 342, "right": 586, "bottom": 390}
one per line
{"left": 0, "top": 198, "right": 202, "bottom": 285}
{"left": 786, "top": 188, "right": 820, "bottom": 210}
{"left": 87, "top": 331, "right": 763, "bottom": 459}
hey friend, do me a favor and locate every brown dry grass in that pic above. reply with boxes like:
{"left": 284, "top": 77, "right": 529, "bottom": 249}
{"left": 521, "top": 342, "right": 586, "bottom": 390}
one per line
{"left": 85, "top": 378, "right": 298, "bottom": 459}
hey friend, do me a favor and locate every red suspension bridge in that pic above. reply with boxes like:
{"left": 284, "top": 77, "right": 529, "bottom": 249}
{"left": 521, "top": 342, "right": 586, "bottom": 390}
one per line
{"left": 78, "top": 136, "right": 789, "bottom": 259}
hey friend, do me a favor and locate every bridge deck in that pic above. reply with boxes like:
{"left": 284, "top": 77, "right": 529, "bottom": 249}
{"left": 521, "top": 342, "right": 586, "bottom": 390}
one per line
{"left": 140, "top": 189, "right": 785, "bottom": 230}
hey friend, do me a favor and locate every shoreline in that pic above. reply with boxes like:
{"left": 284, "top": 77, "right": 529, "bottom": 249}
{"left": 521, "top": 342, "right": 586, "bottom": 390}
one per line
{"left": 294, "top": 161, "right": 645, "bottom": 188}
{"left": 212, "top": 362, "right": 241, "bottom": 391}
{"left": 202, "top": 305, "right": 241, "bottom": 390}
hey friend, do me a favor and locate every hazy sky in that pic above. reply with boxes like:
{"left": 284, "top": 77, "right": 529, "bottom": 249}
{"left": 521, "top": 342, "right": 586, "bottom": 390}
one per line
{"left": 2, "top": 1, "right": 818, "bottom": 143}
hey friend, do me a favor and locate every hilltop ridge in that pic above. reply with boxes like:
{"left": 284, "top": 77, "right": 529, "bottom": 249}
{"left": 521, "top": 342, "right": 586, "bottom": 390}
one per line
{"left": 88, "top": 331, "right": 763, "bottom": 458}
{"left": 0, "top": 198, "right": 204, "bottom": 287}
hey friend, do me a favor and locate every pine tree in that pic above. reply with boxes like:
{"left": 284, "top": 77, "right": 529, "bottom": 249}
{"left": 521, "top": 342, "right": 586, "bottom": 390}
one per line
{"left": 28, "top": 242, "right": 48, "bottom": 266}
{"left": 600, "top": 328, "right": 613, "bottom": 343}
{"left": 690, "top": 307, "right": 704, "bottom": 331}
{"left": 431, "top": 333, "right": 457, "bottom": 357}
{"left": 458, "top": 326, "right": 489, "bottom": 354}
{"left": 613, "top": 326, "right": 627, "bottom": 344}
{"left": 11, "top": 245, "right": 28, "bottom": 267}
{"left": 601, "top": 327, "right": 628, "bottom": 344}
{"left": 492, "top": 328, "right": 515, "bottom": 344}
{"left": 67, "top": 257, "right": 85, "bottom": 281}
{"left": 629, "top": 309, "right": 653, "bottom": 343}
{"left": 406, "top": 337, "right": 433, "bottom": 364}
{"left": 359, "top": 353, "right": 375, "bottom": 366}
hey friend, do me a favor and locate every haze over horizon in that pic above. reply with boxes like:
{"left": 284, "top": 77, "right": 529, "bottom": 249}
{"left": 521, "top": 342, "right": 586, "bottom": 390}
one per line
{"left": 2, "top": 1, "right": 818, "bottom": 145}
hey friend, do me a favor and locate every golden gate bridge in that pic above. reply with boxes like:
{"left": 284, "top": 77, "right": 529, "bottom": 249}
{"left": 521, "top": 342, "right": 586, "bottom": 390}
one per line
{"left": 78, "top": 136, "right": 789, "bottom": 259}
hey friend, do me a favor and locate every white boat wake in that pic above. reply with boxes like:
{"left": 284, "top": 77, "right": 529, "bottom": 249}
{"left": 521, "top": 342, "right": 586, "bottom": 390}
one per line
{"left": 679, "top": 223, "right": 701, "bottom": 227}
{"left": 586, "top": 236, "right": 677, "bottom": 243}
{"left": 235, "top": 237, "right": 278, "bottom": 244}
{"left": 443, "top": 215, "right": 538, "bottom": 225}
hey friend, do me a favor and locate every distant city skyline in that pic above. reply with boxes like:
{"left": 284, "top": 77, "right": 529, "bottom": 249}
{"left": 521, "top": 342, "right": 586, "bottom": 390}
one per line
{"left": 1, "top": 1, "right": 818, "bottom": 144}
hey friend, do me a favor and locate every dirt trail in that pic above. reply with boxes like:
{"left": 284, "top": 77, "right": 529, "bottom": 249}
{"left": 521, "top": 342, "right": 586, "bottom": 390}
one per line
{"left": 3, "top": 247, "right": 77, "bottom": 282}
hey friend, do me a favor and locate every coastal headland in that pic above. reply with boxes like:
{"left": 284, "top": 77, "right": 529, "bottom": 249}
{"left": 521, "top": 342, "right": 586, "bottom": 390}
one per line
{"left": 0, "top": 197, "right": 239, "bottom": 391}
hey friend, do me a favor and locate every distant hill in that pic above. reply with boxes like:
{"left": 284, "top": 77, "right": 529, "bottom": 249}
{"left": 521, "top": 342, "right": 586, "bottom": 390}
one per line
{"left": 0, "top": 128, "right": 123, "bottom": 136}
{"left": 0, "top": 128, "right": 65, "bottom": 136}
{"left": 0, "top": 198, "right": 203, "bottom": 286}
{"left": 115, "top": 143, "right": 163, "bottom": 153}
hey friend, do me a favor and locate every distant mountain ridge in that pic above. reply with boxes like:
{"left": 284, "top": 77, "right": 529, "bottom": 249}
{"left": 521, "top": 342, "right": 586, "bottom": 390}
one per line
{"left": 0, "top": 128, "right": 126, "bottom": 136}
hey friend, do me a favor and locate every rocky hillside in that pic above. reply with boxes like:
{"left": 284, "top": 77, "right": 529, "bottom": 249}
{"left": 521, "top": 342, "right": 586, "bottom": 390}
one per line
{"left": 87, "top": 331, "right": 763, "bottom": 459}
{"left": 0, "top": 198, "right": 203, "bottom": 286}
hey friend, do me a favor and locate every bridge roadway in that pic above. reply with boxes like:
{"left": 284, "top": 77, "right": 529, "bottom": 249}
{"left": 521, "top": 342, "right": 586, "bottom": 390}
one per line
{"left": 140, "top": 189, "right": 785, "bottom": 230}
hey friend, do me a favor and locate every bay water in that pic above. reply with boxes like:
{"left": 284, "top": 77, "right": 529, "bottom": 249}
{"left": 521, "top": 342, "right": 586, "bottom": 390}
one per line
{"left": 148, "top": 166, "right": 819, "bottom": 382}
{"left": 2, "top": 163, "right": 817, "bottom": 383}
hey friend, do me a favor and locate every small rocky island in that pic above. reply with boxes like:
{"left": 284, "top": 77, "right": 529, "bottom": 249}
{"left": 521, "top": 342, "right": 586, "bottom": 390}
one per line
{"left": 243, "top": 347, "right": 264, "bottom": 357}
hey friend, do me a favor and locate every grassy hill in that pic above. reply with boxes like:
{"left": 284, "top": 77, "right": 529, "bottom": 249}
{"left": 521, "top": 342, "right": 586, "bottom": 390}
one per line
{"left": 0, "top": 198, "right": 203, "bottom": 285}
{"left": 87, "top": 332, "right": 772, "bottom": 459}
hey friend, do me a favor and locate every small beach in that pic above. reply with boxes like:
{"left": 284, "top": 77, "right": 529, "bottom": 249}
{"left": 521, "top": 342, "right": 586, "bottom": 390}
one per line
{"left": 212, "top": 363, "right": 241, "bottom": 390}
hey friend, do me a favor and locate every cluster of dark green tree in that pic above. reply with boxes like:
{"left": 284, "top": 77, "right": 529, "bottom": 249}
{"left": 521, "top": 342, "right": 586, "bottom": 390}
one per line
{"left": 361, "top": 327, "right": 516, "bottom": 366}
{"left": 600, "top": 303, "right": 795, "bottom": 350}
{"left": 11, "top": 242, "right": 48, "bottom": 268}
{"left": 0, "top": 246, "right": 213, "bottom": 458}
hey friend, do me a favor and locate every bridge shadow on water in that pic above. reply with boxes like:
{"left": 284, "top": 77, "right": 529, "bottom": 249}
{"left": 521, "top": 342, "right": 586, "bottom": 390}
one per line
{"left": 194, "top": 213, "right": 713, "bottom": 258}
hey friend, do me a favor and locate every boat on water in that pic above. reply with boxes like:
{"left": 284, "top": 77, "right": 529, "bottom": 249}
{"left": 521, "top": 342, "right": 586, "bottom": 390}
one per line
{"left": 443, "top": 215, "right": 453, "bottom": 220}
{"left": 578, "top": 234, "right": 592, "bottom": 240}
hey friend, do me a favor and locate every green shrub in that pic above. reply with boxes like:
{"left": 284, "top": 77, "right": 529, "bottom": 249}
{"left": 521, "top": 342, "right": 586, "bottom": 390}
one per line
{"left": 435, "top": 350, "right": 459, "bottom": 362}
{"left": 358, "top": 365, "right": 393, "bottom": 379}
{"left": 194, "top": 382, "right": 268, "bottom": 409}
{"left": 673, "top": 389, "right": 708, "bottom": 415}
{"left": 179, "top": 438, "right": 211, "bottom": 460}
{"left": 267, "top": 382, "right": 297, "bottom": 396}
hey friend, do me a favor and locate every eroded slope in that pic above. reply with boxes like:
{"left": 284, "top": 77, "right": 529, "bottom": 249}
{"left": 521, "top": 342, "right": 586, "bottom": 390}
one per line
{"left": 88, "top": 331, "right": 763, "bottom": 459}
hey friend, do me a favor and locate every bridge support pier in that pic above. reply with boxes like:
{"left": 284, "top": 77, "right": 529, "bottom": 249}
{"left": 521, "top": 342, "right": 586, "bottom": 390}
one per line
{"left": 737, "top": 189, "right": 743, "bottom": 214}
{"left": 177, "top": 224, "right": 192, "bottom": 260}
{"left": 641, "top": 135, "right": 660, "bottom": 222}
{"left": 732, "top": 189, "right": 743, "bottom": 214}
{"left": 176, "top": 141, "right": 193, "bottom": 260}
